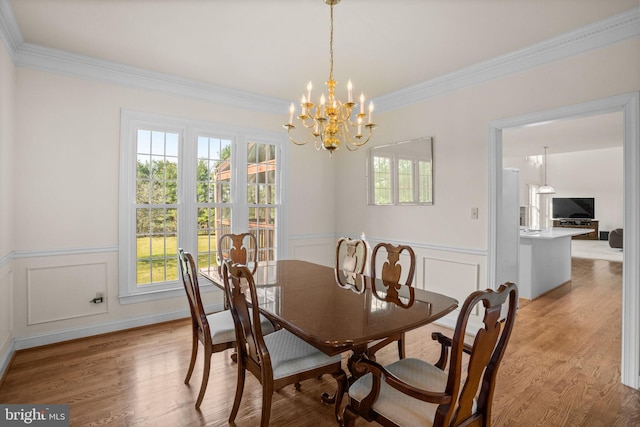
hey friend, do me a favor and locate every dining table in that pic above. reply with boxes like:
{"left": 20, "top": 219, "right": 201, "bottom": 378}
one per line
{"left": 200, "top": 259, "right": 459, "bottom": 381}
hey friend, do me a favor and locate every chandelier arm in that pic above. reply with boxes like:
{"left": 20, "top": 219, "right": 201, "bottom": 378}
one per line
{"left": 346, "top": 134, "right": 372, "bottom": 150}
{"left": 345, "top": 124, "right": 374, "bottom": 150}
{"left": 336, "top": 121, "right": 360, "bottom": 151}
{"left": 337, "top": 102, "right": 355, "bottom": 123}
{"left": 346, "top": 112, "right": 364, "bottom": 128}
{"left": 288, "top": 134, "right": 314, "bottom": 146}
{"left": 299, "top": 116, "right": 319, "bottom": 129}
{"left": 317, "top": 130, "right": 336, "bottom": 152}
{"left": 287, "top": 126, "right": 322, "bottom": 146}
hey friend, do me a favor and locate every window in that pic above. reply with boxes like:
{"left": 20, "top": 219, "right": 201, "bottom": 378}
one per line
{"left": 135, "top": 129, "right": 179, "bottom": 285}
{"left": 369, "top": 137, "right": 433, "bottom": 205}
{"left": 120, "top": 111, "right": 286, "bottom": 303}
{"left": 527, "top": 184, "right": 541, "bottom": 230}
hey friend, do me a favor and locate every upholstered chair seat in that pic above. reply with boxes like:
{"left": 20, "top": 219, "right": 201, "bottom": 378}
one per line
{"left": 348, "top": 358, "right": 476, "bottom": 426}
{"left": 206, "top": 310, "right": 274, "bottom": 346}
{"left": 263, "top": 328, "right": 342, "bottom": 380}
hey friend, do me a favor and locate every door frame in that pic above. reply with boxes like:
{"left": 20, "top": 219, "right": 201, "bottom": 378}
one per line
{"left": 488, "top": 92, "right": 639, "bottom": 389}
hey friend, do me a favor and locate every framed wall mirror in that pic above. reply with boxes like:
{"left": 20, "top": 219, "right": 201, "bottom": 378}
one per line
{"left": 368, "top": 137, "right": 433, "bottom": 206}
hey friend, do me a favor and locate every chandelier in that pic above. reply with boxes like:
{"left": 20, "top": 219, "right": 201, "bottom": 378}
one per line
{"left": 283, "top": 0, "right": 376, "bottom": 156}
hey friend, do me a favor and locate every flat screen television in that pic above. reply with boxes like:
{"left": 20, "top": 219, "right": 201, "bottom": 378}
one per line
{"left": 552, "top": 197, "right": 595, "bottom": 220}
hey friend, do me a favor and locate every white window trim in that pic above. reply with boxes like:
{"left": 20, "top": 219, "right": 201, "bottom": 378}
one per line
{"left": 118, "top": 109, "right": 288, "bottom": 304}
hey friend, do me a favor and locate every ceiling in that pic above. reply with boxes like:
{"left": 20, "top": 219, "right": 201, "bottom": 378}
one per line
{"left": 6, "top": 0, "right": 637, "bottom": 153}
{"left": 503, "top": 112, "right": 624, "bottom": 158}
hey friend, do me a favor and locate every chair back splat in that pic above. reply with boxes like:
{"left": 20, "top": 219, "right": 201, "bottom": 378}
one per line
{"left": 366, "top": 242, "right": 417, "bottom": 360}
{"left": 343, "top": 282, "right": 519, "bottom": 427}
{"left": 336, "top": 237, "right": 368, "bottom": 275}
{"left": 217, "top": 232, "right": 258, "bottom": 274}
{"left": 371, "top": 242, "right": 416, "bottom": 288}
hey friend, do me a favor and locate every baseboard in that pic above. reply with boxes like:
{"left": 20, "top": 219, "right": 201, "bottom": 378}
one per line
{"left": 0, "top": 341, "right": 15, "bottom": 384}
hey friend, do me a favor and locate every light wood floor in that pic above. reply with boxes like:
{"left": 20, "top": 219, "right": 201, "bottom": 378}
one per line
{"left": 1, "top": 258, "right": 639, "bottom": 426}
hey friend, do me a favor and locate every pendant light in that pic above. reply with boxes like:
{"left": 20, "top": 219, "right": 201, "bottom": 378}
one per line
{"left": 537, "top": 146, "right": 556, "bottom": 194}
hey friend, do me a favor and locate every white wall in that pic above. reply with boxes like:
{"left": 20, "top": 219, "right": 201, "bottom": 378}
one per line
{"left": 0, "top": 36, "right": 15, "bottom": 372}
{"left": 9, "top": 67, "right": 336, "bottom": 347}
{"left": 334, "top": 37, "right": 639, "bottom": 325}
{"left": 505, "top": 147, "right": 624, "bottom": 233}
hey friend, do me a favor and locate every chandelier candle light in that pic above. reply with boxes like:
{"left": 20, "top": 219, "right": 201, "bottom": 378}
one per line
{"left": 283, "top": 0, "right": 376, "bottom": 156}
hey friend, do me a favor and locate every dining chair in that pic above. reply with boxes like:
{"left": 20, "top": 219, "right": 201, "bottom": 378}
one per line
{"left": 178, "top": 248, "right": 274, "bottom": 409}
{"left": 343, "top": 282, "right": 518, "bottom": 427}
{"left": 217, "top": 232, "right": 259, "bottom": 275}
{"left": 367, "top": 242, "right": 416, "bottom": 360}
{"left": 336, "top": 236, "right": 368, "bottom": 274}
{"left": 222, "top": 260, "right": 348, "bottom": 426}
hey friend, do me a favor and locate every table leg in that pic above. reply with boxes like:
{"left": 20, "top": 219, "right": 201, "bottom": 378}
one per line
{"left": 347, "top": 345, "right": 370, "bottom": 385}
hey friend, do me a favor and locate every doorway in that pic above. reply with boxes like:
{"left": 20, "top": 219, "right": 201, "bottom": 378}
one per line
{"left": 488, "top": 92, "right": 640, "bottom": 389}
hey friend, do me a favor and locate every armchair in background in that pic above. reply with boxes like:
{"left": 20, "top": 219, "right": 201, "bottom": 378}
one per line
{"left": 609, "top": 228, "right": 623, "bottom": 249}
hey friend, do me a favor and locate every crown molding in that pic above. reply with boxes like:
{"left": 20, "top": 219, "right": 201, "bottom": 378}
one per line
{"left": 0, "top": 1, "right": 638, "bottom": 114}
{"left": 0, "top": 0, "right": 20, "bottom": 60}
{"left": 375, "top": 8, "right": 640, "bottom": 112}
{"left": 15, "top": 42, "right": 290, "bottom": 115}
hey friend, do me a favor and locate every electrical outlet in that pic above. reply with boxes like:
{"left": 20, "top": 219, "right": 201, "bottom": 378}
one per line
{"left": 471, "top": 207, "right": 479, "bottom": 219}
{"left": 91, "top": 292, "right": 105, "bottom": 304}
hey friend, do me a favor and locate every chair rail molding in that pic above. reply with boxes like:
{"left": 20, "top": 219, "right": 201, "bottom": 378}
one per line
{"left": 488, "top": 92, "right": 640, "bottom": 390}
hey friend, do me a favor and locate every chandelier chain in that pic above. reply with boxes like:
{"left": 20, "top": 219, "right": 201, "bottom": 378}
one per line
{"left": 329, "top": 3, "right": 334, "bottom": 81}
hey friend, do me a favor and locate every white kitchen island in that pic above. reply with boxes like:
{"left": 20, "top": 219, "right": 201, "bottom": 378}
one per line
{"left": 519, "top": 227, "right": 594, "bottom": 300}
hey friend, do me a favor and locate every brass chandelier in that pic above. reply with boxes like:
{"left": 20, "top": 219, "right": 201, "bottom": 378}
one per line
{"left": 283, "top": 0, "right": 376, "bottom": 156}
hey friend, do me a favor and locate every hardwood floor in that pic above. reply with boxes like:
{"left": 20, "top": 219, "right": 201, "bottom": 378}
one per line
{"left": 1, "top": 258, "right": 639, "bottom": 426}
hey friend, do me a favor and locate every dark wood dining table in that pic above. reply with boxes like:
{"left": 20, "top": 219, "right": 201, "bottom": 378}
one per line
{"left": 200, "top": 259, "right": 458, "bottom": 379}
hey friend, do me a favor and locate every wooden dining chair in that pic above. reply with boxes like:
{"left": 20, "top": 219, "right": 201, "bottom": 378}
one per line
{"left": 217, "top": 232, "right": 259, "bottom": 275}
{"left": 343, "top": 282, "right": 518, "bottom": 427}
{"left": 367, "top": 242, "right": 416, "bottom": 360}
{"left": 336, "top": 236, "right": 368, "bottom": 275}
{"left": 178, "top": 248, "right": 274, "bottom": 409}
{"left": 222, "top": 260, "right": 348, "bottom": 426}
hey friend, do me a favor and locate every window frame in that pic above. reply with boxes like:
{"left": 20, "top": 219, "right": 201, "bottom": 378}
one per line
{"left": 119, "top": 110, "right": 287, "bottom": 303}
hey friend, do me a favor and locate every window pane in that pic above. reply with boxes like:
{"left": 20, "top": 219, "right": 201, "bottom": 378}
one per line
{"left": 418, "top": 161, "right": 432, "bottom": 203}
{"left": 247, "top": 141, "right": 278, "bottom": 263}
{"left": 373, "top": 156, "right": 392, "bottom": 204}
{"left": 196, "top": 206, "right": 232, "bottom": 270}
{"left": 136, "top": 179, "right": 150, "bottom": 204}
{"left": 197, "top": 136, "right": 232, "bottom": 203}
{"left": 136, "top": 207, "right": 178, "bottom": 285}
{"left": 134, "top": 129, "right": 180, "bottom": 286}
{"left": 137, "top": 129, "right": 151, "bottom": 153}
{"left": 398, "top": 159, "right": 413, "bottom": 203}
{"left": 194, "top": 134, "right": 233, "bottom": 248}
